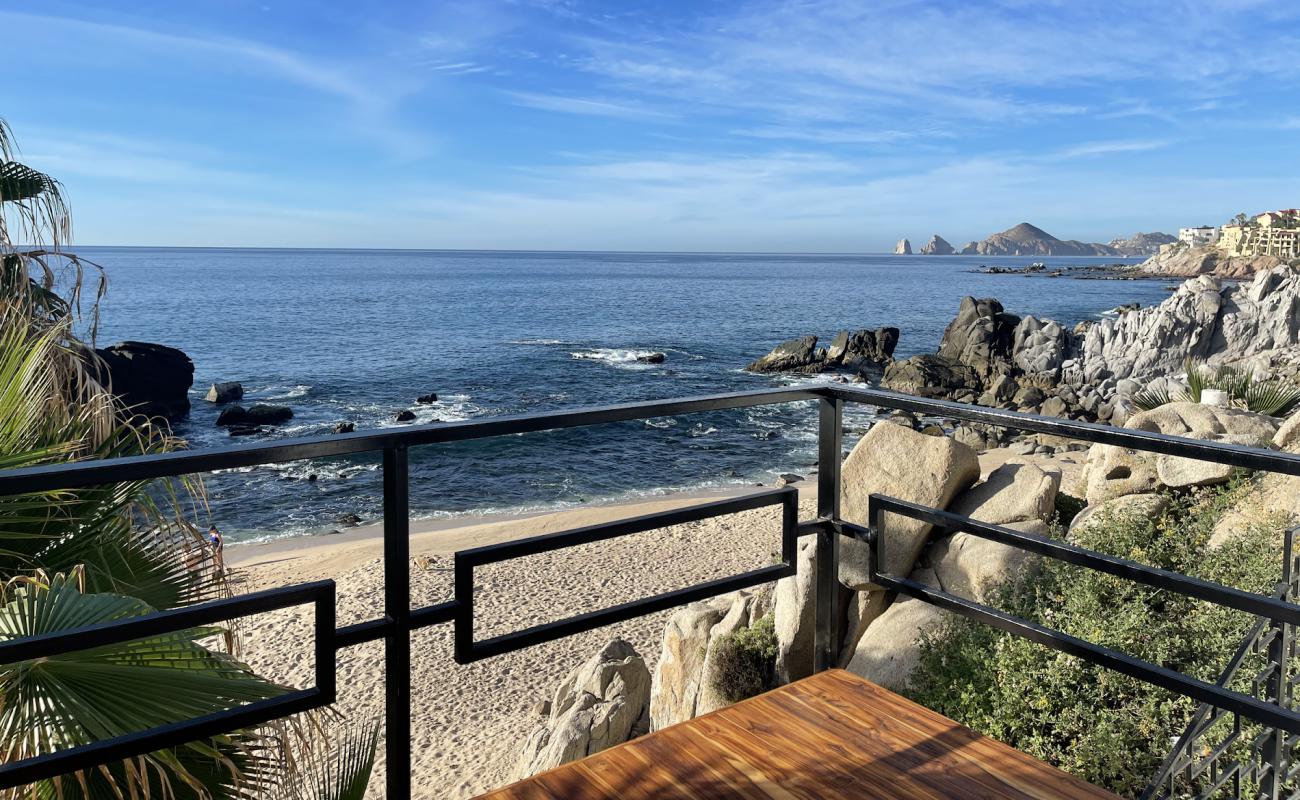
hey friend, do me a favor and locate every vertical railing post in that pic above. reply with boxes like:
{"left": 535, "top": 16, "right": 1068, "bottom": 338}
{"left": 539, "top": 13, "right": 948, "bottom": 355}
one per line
{"left": 383, "top": 446, "right": 412, "bottom": 799}
{"left": 814, "top": 395, "right": 843, "bottom": 672}
{"left": 1263, "top": 528, "right": 1298, "bottom": 800}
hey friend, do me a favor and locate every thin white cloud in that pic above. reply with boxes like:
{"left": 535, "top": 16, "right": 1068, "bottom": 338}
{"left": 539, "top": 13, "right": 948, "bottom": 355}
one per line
{"left": 504, "top": 90, "right": 677, "bottom": 120}
{"left": 1054, "top": 140, "right": 1173, "bottom": 159}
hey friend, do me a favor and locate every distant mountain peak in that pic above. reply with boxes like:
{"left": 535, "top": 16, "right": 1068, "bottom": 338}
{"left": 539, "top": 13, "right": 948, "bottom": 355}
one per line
{"left": 999, "top": 222, "right": 1058, "bottom": 243}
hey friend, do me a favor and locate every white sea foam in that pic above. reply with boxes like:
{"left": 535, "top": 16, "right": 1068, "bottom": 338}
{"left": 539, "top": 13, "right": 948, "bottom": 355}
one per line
{"left": 507, "top": 338, "right": 571, "bottom": 345}
{"left": 569, "top": 348, "right": 662, "bottom": 368}
{"left": 644, "top": 417, "right": 677, "bottom": 429}
{"left": 257, "top": 384, "right": 312, "bottom": 400}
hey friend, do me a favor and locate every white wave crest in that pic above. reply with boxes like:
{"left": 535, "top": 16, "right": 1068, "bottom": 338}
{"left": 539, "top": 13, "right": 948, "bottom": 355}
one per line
{"left": 570, "top": 348, "right": 663, "bottom": 368}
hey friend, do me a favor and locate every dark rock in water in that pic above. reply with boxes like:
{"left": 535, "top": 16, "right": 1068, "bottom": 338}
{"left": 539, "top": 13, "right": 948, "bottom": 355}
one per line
{"left": 636, "top": 352, "right": 667, "bottom": 364}
{"left": 825, "top": 328, "right": 899, "bottom": 373}
{"left": 93, "top": 341, "right": 194, "bottom": 421}
{"left": 307, "top": 473, "right": 318, "bottom": 482}
{"left": 776, "top": 472, "right": 804, "bottom": 486}
{"left": 417, "top": 393, "right": 439, "bottom": 404}
{"left": 332, "top": 421, "right": 355, "bottom": 434}
{"left": 216, "top": 404, "right": 293, "bottom": 426}
{"left": 205, "top": 381, "right": 244, "bottom": 404}
{"left": 337, "top": 512, "right": 362, "bottom": 527}
{"left": 746, "top": 335, "right": 823, "bottom": 373}
{"left": 227, "top": 425, "right": 263, "bottom": 437}
{"left": 395, "top": 409, "right": 416, "bottom": 422}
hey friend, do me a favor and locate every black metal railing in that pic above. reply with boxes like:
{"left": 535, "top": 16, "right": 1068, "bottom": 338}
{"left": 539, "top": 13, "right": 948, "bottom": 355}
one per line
{"left": 4, "top": 384, "right": 1300, "bottom": 798}
{"left": 1140, "top": 530, "right": 1300, "bottom": 799}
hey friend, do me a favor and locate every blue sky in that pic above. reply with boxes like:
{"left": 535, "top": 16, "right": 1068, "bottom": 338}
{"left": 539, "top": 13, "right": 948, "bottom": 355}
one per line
{"left": 4, "top": 0, "right": 1299, "bottom": 251}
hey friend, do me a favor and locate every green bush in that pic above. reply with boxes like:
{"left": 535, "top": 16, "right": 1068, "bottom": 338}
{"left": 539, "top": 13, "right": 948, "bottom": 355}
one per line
{"left": 710, "top": 614, "right": 779, "bottom": 703}
{"left": 908, "top": 481, "right": 1284, "bottom": 797}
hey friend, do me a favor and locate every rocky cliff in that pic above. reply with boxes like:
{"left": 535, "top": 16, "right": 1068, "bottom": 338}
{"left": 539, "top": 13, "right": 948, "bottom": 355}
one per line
{"left": 1107, "top": 231, "right": 1177, "bottom": 256}
{"left": 958, "top": 223, "right": 1117, "bottom": 256}
{"left": 894, "top": 238, "right": 912, "bottom": 255}
{"left": 919, "top": 234, "right": 954, "bottom": 255}
{"left": 1132, "top": 241, "right": 1284, "bottom": 279}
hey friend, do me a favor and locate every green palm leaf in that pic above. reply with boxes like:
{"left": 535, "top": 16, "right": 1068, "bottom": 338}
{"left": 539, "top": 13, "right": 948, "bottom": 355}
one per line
{"left": 0, "top": 572, "right": 287, "bottom": 799}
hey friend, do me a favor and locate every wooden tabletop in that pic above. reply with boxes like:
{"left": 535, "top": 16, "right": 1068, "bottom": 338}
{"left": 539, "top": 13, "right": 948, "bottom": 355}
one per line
{"left": 479, "top": 668, "right": 1119, "bottom": 799}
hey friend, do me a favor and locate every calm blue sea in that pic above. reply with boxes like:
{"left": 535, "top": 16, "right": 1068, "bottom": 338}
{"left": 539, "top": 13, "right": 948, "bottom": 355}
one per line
{"left": 78, "top": 248, "right": 1169, "bottom": 541}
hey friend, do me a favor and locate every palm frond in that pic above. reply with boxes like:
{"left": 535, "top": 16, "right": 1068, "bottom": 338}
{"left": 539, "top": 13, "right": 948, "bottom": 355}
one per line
{"left": 1242, "top": 380, "right": 1300, "bottom": 417}
{"left": 275, "top": 720, "right": 381, "bottom": 800}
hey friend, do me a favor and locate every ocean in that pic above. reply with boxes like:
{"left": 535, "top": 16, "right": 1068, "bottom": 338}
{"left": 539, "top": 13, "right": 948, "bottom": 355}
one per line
{"left": 80, "top": 247, "right": 1170, "bottom": 542}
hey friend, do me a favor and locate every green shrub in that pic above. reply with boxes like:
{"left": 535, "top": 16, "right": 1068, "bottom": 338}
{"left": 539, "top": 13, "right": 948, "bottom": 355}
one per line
{"left": 908, "top": 482, "right": 1284, "bottom": 797}
{"left": 1132, "top": 358, "right": 1300, "bottom": 416}
{"left": 710, "top": 614, "right": 779, "bottom": 703}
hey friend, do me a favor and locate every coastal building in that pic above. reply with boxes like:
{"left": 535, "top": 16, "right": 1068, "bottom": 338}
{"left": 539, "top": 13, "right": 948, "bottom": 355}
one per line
{"left": 1178, "top": 225, "right": 1219, "bottom": 247}
{"left": 1218, "top": 209, "right": 1300, "bottom": 259}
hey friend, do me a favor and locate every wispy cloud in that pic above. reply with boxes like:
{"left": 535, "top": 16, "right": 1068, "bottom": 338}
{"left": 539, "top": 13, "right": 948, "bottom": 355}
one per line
{"left": 1055, "top": 139, "right": 1173, "bottom": 159}
{"left": 504, "top": 91, "right": 676, "bottom": 120}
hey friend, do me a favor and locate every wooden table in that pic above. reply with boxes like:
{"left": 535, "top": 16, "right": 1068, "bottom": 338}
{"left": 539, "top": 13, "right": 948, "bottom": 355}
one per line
{"left": 480, "top": 669, "right": 1119, "bottom": 799}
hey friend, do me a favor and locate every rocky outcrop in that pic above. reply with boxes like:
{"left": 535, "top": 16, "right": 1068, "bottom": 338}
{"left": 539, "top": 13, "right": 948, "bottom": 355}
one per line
{"left": 1107, "top": 232, "right": 1177, "bottom": 256}
{"left": 895, "top": 238, "right": 913, "bottom": 255}
{"left": 93, "top": 341, "right": 194, "bottom": 421}
{"left": 514, "top": 639, "right": 650, "bottom": 779}
{"left": 745, "top": 336, "right": 822, "bottom": 373}
{"left": 215, "top": 404, "right": 293, "bottom": 427}
{"left": 1011, "top": 316, "right": 1069, "bottom": 376}
{"left": 959, "top": 223, "right": 1117, "bottom": 256}
{"left": 205, "top": 382, "right": 243, "bottom": 404}
{"left": 1133, "top": 242, "right": 1283, "bottom": 279}
{"left": 838, "top": 421, "right": 980, "bottom": 590}
{"left": 1064, "top": 267, "right": 1300, "bottom": 385}
{"left": 919, "top": 234, "right": 955, "bottom": 255}
{"left": 1079, "top": 403, "right": 1279, "bottom": 503}
{"left": 882, "top": 355, "right": 980, "bottom": 401}
{"left": 747, "top": 329, "right": 897, "bottom": 375}
{"left": 937, "top": 297, "right": 1020, "bottom": 380}
{"left": 649, "top": 589, "right": 771, "bottom": 730}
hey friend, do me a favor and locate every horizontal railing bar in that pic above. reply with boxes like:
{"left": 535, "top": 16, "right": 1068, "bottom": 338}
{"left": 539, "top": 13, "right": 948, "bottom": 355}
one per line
{"left": 871, "top": 496, "right": 1300, "bottom": 626}
{"left": 797, "top": 518, "right": 832, "bottom": 538}
{"left": 0, "top": 387, "right": 823, "bottom": 494}
{"left": 334, "top": 618, "right": 389, "bottom": 648}
{"left": 459, "top": 488, "right": 796, "bottom": 566}
{"left": 411, "top": 600, "right": 458, "bottom": 629}
{"left": 0, "top": 581, "right": 334, "bottom": 664}
{"left": 877, "top": 573, "right": 1300, "bottom": 736}
{"left": 466, "top": 564, "right": 792, "bottom": 662}
{"left": 0, "top": 689, "right": 325, "bottom": 790}
{"left": 831, "top": 386, "right": 1300, "bottom": 476}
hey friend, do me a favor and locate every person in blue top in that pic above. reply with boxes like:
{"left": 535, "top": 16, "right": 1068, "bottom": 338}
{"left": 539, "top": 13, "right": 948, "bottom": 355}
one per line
{"left": 208, "top": 524, "right": 224, "bottom": 573}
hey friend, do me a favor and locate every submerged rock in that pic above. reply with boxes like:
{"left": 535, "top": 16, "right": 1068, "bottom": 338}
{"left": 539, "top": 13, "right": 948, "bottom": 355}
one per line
{"left": 416, "top": 392, "right": 438, "bottom": 404}
{"left": 394, "top": 409, "right": 416, "bottom": 422}
{"left": 216, "top": 404, "right": 293, "bottom": 426}
{"left": 636, "top": 352, "right": 667, "bottom": 364}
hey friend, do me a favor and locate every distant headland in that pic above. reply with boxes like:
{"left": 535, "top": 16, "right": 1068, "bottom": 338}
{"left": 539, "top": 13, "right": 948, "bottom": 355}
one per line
{"left": 894, "top": 223, "right": 1175, "bottom": 257}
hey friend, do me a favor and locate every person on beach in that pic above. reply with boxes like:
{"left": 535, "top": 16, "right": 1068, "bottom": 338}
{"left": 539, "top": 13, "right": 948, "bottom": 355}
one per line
{"left": 209, "top": 524, "right": 224, "bottom": 573}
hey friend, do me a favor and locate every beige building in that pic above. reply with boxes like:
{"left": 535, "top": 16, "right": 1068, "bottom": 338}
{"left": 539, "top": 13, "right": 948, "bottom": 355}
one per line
{"left": 1218, "top": 209, "right": 1300, "bottom": 259}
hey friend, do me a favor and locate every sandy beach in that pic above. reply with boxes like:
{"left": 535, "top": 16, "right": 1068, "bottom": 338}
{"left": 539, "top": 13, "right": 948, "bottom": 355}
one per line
{"left": 231, "top": 447, "right": 1083, "bottom": 798}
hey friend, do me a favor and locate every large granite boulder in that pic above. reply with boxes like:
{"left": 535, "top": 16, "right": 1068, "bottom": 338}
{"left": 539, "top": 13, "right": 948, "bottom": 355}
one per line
{"left": 649, "top": 589, "right": 770, "bottom": 730}
{"left": 948, "top": 461, "right": 1060, "bottom": 526}
{"left": 929, "top": 519, "right": 1048, "bottom": 604}
{"left": 1126, "top": 403, "right": 1278, "bottom": 488}
{"left": 93, "top": 341, "right": 194, "bottom": 421}
{"left": 773, "top": 539, "right": 816, "bottom": 684}
{"left": 745, "top": 336, "right": 823, "bottom": 373}
{"left": 937, "top": 297, "right": 1020, "bottom": 379}
{"left": 844, "top": 568, "right": 948, "bottom": 692}
{"left": 838, "top": 590, "right": 890, "bottom": 666}
{"left": 693, "top": 591, "right": 772, "bottom": 717}
{"left": 882, "top": 354, "right": 981, "bottom": 399}
{"left": 1273, "top": 411, "right": 1300, "bottom": 452}
{"left": 839, "top": 421, "right": 980, "bottom": 590}
{"left": 825, "top": 328, "right": 899, "bottom": 373}
{"left": 205, "top": 381, "right": 244, "bottom": 404}
{"left": 513, "top": 639, "right": 651, "bottom": 779}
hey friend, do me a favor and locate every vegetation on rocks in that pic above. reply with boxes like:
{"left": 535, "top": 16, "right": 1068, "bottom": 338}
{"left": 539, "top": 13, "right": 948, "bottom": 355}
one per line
{"left": 710, "top": 614, "right": 778, "bottom": 704}
{"left": 908, "top": 480, "right": 1284, "bottom": 797}
{"left": 1133, "top": 359, "right": 1300, "bottom": 416}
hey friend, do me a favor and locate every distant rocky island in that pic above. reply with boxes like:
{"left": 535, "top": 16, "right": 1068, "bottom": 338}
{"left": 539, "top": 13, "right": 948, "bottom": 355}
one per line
{"left": 895, "top": 223, "right": 1175, "bottom": 257}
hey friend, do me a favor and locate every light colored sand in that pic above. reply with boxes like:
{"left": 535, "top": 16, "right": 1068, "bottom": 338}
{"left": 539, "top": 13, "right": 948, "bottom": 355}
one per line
{"left": 231, "top": 444, "right": 1079, "bottom": 798}
{"left": 232, "top": 483, "right": 818, "bottom": 799}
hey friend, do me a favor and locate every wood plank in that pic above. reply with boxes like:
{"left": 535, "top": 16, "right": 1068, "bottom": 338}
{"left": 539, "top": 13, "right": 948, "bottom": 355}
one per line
{"left": 479, "top": 669, "right": 1121, "bottom": 800}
